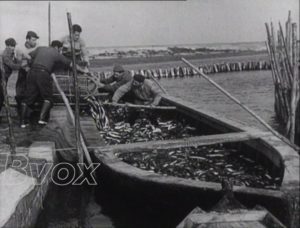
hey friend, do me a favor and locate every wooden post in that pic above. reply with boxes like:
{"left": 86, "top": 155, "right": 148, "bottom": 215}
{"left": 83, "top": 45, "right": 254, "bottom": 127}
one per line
{"left": 67, "top": 12, "right": 83, "bottom": 165}
{"left": 48, "top": 2, "right": 51, "bottom": 46}
{"left": 52, "top": 74, "right": 94, "bottom": 168}
{"left": 0, "top": 64, "right": 16, "bottom": 155}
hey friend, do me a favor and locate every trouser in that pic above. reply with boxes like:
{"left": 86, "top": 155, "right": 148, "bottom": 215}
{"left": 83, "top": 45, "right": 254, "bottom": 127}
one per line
{"left": 24, "top": 68, "right": 53, "bottom": 106}
{"left": 15, "top": 68, "right": 28, "bottom": 105}
{"left": 0, "top": 72, "right": 9, "bottom": 114}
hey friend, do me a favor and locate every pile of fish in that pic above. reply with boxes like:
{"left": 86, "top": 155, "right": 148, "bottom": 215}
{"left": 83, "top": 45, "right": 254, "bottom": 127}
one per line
{"left": 116, "top": 144, "right": 281, "bottom": 189}
{"left": 85, "top": 96, "right": 199, "bottom": 144}
{"left": 99, "top": 109, "right": 198, "bottom": 145}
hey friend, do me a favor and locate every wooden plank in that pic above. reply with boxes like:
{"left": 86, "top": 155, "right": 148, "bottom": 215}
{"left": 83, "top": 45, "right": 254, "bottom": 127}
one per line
{"left": 96, "top": 131, "right": 268, "bottom": 154}
{"left": 187, "top": 210, "right": 267, "bottom": 223}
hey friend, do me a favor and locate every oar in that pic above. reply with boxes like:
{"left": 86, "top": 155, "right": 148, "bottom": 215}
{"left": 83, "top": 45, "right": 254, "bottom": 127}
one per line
{"left": 182, "top": 57, "right": 299, "bottom": 151}
{"left": 67, "top": 12, "right": 84, "bottom": 165}
{"left": 103, "top": 102, "right": 176, "bottom": 110}
{"left": 147, "top": 71, "right": 168, "bottom": 94}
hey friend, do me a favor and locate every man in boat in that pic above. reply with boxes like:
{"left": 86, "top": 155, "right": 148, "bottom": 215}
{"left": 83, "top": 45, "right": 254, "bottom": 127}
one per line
{"left": 112, "top": 74, "right": 162, "bottom": 106}
{"left": 0, "top": 38, "right": 28, "bottom": 122}
{"left": 97, "top": 64, "right": 132, "bottom": 95}
{"left": 15, "top": 31, "right": 39, "bottom": 114}
{"left": 20, "top": 40, "right": 87, "bottom": 128}
{"left": 60, "top": 24, "right": 90, "bottom": 68}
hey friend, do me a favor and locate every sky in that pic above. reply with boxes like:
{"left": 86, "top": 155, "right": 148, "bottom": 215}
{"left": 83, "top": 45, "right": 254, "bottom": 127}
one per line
{"left": 0, "top": 0, "right": 298, "bottom": 49}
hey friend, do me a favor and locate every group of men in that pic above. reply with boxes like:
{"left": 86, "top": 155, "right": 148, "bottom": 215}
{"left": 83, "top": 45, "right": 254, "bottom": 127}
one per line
{"left": 98, "top": 65, "right": 163, "bottom": 106}
{"left": 1, "top": 24, "right": 163, "bottom": 128}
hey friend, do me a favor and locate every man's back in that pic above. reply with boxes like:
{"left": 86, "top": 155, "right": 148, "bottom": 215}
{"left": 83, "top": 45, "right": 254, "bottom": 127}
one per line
{"left": 30, "top": 47, "right": 70, "bottom": 73}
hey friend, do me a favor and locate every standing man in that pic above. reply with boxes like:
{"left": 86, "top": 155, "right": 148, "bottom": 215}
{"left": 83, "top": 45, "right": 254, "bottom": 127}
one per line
{"left": 98, "top": 64, "right": 132, "bottom": 95}
{"left": 0, "top": 38, "right": 26, "bottom": 121}
{"left": 61, "top": 24, "right": 90, "bottom": 67}
{"left": 15, "top": 31, "right": 39, "bottom": 112}
{"left": 20, "top": 40, "right": 87, "bottom": 128}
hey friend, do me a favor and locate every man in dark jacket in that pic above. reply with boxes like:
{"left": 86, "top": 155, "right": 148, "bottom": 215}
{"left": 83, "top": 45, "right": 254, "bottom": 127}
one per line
{"left": 20, "top": 40, "right": 86, "bottom": 128}
{"left": 98, "top": 64, "right": 132, "bottom": 95}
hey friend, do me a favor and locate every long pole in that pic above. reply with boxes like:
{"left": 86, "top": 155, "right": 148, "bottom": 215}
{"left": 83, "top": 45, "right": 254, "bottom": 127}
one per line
{"left": 182, "top": 57, "right": 299, "bottom": 151}
{"left": 67, "top": 12, "right": 83, "bottom": 165}
{"left": 0, "top": 64, "right": 16, "bottom": 155}
{"left": 148, "top": 72, "right": 168, "bottom": 94}
{"left": 48, "top": 2, "right": 51, "bottom": 46}
{"left": 52, "top": 74, "right": 93, "bottom": 167}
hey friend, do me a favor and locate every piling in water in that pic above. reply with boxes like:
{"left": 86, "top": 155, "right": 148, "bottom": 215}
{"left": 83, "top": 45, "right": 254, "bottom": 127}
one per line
{"left": 265, "top": 11, "right": 300, "bottom": 146}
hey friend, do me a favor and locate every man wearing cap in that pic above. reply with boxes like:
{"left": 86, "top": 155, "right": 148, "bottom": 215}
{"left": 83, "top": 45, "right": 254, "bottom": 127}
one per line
{"left": 61, "top": 24, "right": 89, "bottom": 67}
{"left": 15, "top": 31, "right": 39, "bottom": 112}
{"left": 112, "top": 74, "right": 162, "bottom": 106}
{"left": 98, "top": 64, "right": 132, "bottom": 95}
{"left": 0, "top": 38, "right": 28, "bottom": 120}
{"left": 20, "top": 40, "right": 87, "bottom": 128}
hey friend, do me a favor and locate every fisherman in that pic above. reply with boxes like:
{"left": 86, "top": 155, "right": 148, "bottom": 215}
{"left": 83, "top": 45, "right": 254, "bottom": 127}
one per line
{"left": 20, "top": 40, "right": 87, "bottom": 128}
{"left": 61, "top": 24, "right": 89, "bottom": 68}
{"left": 15, "top": 31, "right": 39, "bottom": 113}
{"left": 112, "top": 74, "right": 162, "bottom": 106}
{"left": 0, "top": 38, "right": 27, "bottom": 122}
{"left": 98, "top": 64, "right": 132, "bottom": 95}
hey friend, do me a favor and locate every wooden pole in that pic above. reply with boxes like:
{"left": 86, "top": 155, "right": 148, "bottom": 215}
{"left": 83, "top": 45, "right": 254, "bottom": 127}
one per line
{"left": 182, "top": 57, "right": 299, "bottom": 151}
{"left": 48, "top": 2, "right": 51, "bottom": 46}
{"left": 0, "top": 64, "right": 16, "bottom": 155}
{"left": 52, "top": 74, "right": 93, "bottom": 167}
{"left": 147, "top": 71, "right": 168, "bottom": 94}
{"left": 102, "top": 102, "right": 176, "bottom": 110}
{"left": 67, "top": 12, "right": 83, "bottom": 165}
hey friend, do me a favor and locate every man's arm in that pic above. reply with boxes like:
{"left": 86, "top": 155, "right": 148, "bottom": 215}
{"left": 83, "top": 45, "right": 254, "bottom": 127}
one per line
{"left": 110, "top": 72, "right": 132, "bottom": 92}
{"left": 2, "top": 51, "right": 22, "bottom": 71}
{"left": 149, "top": 81, "right": 163, "bottom": 106}
{"left": 100, "top": 75, "right": 115, "bottom": 85}
{"left": 56, "top": 53, "right": 87, "bottom": 73}
{"left": 112, "top": 81, "right": 132, "bottom": 103}
{"left": 80, "top": 39, "right": 90, "bottom": 66}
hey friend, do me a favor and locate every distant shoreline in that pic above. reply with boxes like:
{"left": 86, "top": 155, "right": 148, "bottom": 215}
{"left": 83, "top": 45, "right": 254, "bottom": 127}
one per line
{"left": 90, "top": 50, "right": 268, "bottom": 69}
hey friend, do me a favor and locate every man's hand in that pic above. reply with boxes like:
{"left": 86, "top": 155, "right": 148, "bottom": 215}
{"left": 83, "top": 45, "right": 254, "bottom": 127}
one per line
{"left": 76, "top": 65, "right": 89, "bottom": 74}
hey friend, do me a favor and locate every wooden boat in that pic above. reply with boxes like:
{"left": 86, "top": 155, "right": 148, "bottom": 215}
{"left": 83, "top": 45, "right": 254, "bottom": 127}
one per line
{"left": 49, "top": 73, "right": 299, "bottom": 227}
{"left": 90, "top": 94, "right": 299, "bottom": 228}
{"left": 176, "top": 180, "right": 287, "bottom": 228}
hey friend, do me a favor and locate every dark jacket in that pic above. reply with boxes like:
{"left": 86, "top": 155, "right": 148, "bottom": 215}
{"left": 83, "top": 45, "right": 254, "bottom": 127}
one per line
{"left": 29, "top": 47, "right": 71, "bottom": 73}
{"left": 100, "top": 71, "right": 132, "bottom": 93}
{"left": 1, "top": 47, "right": 22, "bottom": 79}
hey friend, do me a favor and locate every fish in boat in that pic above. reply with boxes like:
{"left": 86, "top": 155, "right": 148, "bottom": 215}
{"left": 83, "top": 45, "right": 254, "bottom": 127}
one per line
{"left": 89, "top": 94, "right": 299, "bottom": 227}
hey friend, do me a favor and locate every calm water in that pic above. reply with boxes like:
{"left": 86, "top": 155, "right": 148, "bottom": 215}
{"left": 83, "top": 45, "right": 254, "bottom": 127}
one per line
{"left": 36, "top": 70, "right": 280, "bottom": 227}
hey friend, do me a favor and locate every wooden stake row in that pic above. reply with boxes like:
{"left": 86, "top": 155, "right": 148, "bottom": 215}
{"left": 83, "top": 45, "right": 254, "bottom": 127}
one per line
{"left": 95, "top": 60, "right": 271, "bottom": 80}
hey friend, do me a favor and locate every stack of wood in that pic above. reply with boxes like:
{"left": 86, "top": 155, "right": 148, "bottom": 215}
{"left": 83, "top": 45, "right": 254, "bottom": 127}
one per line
{"left": 265, "top": 11, "right": 300, "bottom": 145}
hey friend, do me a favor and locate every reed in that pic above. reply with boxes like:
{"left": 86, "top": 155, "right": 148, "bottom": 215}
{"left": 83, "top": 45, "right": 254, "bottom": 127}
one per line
{"left": 265, "top": 11, "right": 300, "bottom": 145}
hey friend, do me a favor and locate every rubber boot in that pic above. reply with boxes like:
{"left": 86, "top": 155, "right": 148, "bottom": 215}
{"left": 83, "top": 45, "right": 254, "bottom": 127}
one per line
{"left": 20, "top": 103, "right": 29, "bottom": 128}
{"left": 38, "top": 100, "right": 52, "bottom": 125}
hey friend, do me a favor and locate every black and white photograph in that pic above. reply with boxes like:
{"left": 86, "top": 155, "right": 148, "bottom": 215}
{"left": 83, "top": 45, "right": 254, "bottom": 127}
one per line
{"left": 0, "top": 1, "right": 299, "bottom": 227}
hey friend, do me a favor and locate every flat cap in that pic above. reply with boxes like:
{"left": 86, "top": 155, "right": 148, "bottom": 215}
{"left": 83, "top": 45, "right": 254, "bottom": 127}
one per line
{"left": 26, "top": 31, "right": 39, "bottom": 39}
{"left": 5, "top": 38, "right": 17, "bottom": 47}
{"left": 133, "top": 74, "right": 145, "bottom": 83}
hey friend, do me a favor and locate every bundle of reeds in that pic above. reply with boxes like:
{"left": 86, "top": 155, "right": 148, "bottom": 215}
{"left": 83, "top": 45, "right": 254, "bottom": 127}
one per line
{"left": 265, "top": 11, "right": 300, "bottom": 145}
